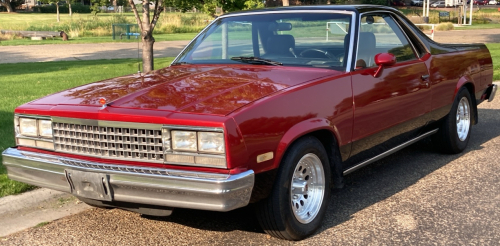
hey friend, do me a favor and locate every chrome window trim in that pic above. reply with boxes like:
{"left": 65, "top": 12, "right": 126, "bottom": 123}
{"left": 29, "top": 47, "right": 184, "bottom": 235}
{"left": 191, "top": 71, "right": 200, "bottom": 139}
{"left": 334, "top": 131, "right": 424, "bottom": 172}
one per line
{"left": 356, "top": 11, "right": 420, "bottom": 66}
{"left": 172, "top": 10, "right": 356, "bottom": 72}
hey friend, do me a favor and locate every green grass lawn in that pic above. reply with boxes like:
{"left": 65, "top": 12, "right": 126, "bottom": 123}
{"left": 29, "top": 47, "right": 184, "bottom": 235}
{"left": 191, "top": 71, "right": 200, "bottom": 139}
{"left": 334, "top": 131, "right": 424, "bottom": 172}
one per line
{"left": 455, "top": 23, "right": 500, "bottom": 30}
{"left": 487, "top": 43, "right": 500, "bottom": 81}
{"left": 0, "top": 12, "right": 208, "bottom": 45}
{"left": 0, "top": 33, "right": 197, "bottom": 46}
{"left": 0, "top": 57, "right": 174, "bottom": 198}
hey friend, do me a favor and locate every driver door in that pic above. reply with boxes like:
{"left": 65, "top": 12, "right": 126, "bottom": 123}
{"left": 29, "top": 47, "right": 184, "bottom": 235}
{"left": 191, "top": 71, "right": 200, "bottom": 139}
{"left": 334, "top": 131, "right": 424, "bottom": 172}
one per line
{"left": 348, "top": 13, "right": 431, "bottom": 163}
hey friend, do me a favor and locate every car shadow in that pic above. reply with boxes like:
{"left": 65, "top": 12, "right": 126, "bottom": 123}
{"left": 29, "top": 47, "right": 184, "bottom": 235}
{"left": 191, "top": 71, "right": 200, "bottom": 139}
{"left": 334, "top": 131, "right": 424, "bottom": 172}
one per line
{"left": 140, "top": 107, "right": 500, "bottom": 237}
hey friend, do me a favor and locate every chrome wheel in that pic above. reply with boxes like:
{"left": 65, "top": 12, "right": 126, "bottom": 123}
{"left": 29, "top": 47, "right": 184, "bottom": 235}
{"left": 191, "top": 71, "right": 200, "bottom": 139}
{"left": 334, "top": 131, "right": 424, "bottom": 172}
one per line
{"left": 456, "top": 97, "right": 470, "bottom": 141}
{"left": 290, "top": 153, "right": 325, "bottom": 224}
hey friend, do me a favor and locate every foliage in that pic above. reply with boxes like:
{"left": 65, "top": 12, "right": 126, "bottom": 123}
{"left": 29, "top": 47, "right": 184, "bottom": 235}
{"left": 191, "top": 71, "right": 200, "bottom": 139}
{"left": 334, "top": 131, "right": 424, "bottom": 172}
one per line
{"left": 0, "top": 0, "right": 22, "bottom": 12}
{"left": 164, "top": 0, "right": 259, "bottom": 15}
{"left": 91, "top": 0, "right": 108, "bottom": 14}
{"left": 164, "top": 0, "right": 202, "bottom": 12}
{"left": 435, "top": 22, "right": 454, "bottom": 31}
{"left": 244, "top": 0, "right": 264, "bottom": 10}
{"left": 33, "top": 3, "right": 91, "bottom": 13}
{"left": 361, "top": 0, "right": 388, "bottom": 5}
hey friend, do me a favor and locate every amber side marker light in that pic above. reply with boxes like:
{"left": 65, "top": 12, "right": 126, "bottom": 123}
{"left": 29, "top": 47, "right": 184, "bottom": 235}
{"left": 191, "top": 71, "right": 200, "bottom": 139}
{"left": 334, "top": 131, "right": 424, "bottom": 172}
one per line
{"left": 257, "top": 152, "right": 274, "bottom": 163}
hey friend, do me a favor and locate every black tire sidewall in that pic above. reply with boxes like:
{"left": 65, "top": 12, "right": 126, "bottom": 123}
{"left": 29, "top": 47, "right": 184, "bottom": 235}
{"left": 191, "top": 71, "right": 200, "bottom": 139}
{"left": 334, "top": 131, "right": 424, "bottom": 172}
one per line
{"left": 446, "top": 87, "right": 473, "bottom": 152}
{"left": 273, "top": 136, "right": 332, "bottom": 240}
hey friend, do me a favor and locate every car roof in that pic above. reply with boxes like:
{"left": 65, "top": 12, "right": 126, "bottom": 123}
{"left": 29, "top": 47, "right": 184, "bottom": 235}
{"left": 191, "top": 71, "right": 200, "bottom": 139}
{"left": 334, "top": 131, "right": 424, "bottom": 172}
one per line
{"left": 223, "top": 5, "right": 400, "bottom": 16}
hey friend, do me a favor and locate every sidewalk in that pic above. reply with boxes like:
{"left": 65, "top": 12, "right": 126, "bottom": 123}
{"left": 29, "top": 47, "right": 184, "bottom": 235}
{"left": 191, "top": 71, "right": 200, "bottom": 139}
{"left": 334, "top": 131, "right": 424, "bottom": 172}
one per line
{"left": 0, "top": 40, "right": 190, "bottom": 64}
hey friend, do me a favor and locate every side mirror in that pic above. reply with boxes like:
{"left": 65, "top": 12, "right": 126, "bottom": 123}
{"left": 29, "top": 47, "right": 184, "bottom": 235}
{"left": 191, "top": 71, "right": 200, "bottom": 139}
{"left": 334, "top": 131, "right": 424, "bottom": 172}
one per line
{"left": 373, "top": 53, "right": 396, "bottom": 77}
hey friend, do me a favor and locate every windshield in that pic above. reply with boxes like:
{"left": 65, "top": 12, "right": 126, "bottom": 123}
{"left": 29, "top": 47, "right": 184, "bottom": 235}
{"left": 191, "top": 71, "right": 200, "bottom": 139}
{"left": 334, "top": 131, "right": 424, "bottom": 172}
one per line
{"left": 174, "top": 12, "right": 353, "bottom": 71}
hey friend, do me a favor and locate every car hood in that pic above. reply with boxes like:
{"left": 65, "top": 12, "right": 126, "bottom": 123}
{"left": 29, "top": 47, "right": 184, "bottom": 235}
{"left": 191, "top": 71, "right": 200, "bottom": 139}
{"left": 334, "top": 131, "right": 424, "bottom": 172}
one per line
{"left": 30, "top": 65, "right": 342, "bottom": 116}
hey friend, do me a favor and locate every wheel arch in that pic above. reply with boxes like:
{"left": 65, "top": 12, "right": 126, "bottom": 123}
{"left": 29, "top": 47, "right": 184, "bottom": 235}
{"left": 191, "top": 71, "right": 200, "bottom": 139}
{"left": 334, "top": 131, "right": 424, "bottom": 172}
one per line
{"left": 455, "top": 77, "right": 478, "bottom": 125}
{"left": 272, "top": 118, "right": 345, "bottom": 188}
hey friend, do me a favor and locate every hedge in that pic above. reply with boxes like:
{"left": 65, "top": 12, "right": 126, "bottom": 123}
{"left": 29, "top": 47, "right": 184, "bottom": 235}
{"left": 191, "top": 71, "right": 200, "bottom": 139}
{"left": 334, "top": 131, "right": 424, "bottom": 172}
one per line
{"left": 32, "top": 4, "right": 91, "bottom": 13}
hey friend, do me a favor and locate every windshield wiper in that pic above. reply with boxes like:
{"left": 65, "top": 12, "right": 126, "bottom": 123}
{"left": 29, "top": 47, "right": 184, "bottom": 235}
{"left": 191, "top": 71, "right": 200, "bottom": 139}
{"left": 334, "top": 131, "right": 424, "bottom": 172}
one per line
{"left": 230, "top": 57, "right": 283, "bottom": 66}
{"left": 171, "top": 61, "right": 191, "bottom": 66}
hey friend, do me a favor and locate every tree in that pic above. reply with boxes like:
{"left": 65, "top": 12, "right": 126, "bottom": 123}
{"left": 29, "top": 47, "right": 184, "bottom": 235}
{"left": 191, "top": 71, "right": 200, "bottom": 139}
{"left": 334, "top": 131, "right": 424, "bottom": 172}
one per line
{"left": 129, "top": 0, "right": 163, "bottom": 73}
{"left": 39, "top": 0, "right": 61, "bottom": 22}
{"left": 0, "top": 0, "right": 14, "bottom": 12}
{"left": 68, "top": 0, "right": 72, "bottom": 15}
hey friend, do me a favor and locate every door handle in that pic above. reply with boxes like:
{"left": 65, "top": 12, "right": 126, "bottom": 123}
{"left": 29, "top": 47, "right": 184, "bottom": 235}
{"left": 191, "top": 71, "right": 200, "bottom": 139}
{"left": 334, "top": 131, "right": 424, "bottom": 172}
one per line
{"left": 421, "top": 75, "right": 430, "bottom": 88}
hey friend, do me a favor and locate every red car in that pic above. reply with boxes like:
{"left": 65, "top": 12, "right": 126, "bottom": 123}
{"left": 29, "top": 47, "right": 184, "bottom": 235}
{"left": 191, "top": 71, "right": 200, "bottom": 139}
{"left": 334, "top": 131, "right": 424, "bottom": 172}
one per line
{"left": 3, "top": 5, "right": 496, "bottom": 240}
{"left": 474, "top": 0, "right": 488, "bottom": 4}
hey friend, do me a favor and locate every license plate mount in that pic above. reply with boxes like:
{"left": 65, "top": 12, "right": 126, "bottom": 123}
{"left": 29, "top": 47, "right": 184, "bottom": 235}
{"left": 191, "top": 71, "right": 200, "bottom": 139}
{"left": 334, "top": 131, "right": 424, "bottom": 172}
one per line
{"left": 65, "top": 169, "right": 112, "bottom": 201}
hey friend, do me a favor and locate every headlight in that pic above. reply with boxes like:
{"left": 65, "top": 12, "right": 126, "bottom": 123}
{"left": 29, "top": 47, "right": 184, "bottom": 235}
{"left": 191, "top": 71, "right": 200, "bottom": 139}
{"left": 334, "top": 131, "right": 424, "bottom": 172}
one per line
{"left": 165, "top": 127, "right": 227, "bottom": 168}
{"left": 16, "top": 115, "right": 54, "bottom": 150}
{"left": 171, "top": 131, "right": 197, "bottom": 152}
{"left": 198, "top": 132, "right": 224, "bottom": 154}
{"left": 19, "top": 118, "right": 37, "bottom": 137}
{"left": 38, "top": 120, "right": 53, "bottom": 138}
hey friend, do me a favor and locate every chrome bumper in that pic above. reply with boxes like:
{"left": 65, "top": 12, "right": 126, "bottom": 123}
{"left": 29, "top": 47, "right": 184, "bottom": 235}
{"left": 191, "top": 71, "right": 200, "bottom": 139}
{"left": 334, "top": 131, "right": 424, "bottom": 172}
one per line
{"left": 2, "top": 148, "right": 254, "bottom": 212}
{"left": 488, "top": 84, "right": 498, "bottom": 102}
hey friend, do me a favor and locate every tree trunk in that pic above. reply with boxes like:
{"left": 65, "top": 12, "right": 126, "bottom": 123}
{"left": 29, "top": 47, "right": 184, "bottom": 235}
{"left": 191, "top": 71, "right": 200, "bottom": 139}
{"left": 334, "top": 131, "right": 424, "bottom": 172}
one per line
{"left": 56, "top": 4, "right": 60, "bottom": 22}
{"left": 283, "top": 0, "right": 289, "bottom": 6}
{"left": 142, "top": 36, "right": 155, "bottom": 72}
{"left": 69, "top": 3, "right": 72, "bottom": 16}
{"left": 113, "top": 0, "right": 117, "bottom": 12}
{"left": 0, "top": 0, "right": 14, "bottom": 12}
{"left": 141, "top": 0, "right": 154, "bottom": 72}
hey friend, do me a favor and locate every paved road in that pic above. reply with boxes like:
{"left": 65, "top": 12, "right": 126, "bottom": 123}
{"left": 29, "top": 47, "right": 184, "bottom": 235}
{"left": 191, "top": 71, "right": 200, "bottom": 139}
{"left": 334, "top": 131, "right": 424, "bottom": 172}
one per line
{"left": 2, "top": 96, "right": 500, "bottom": 245}
{"left": 433, "top": 28, "right": 500, "bottom": 44}
{"left": 0, "top": 40, "right": 190, "bottom": 64}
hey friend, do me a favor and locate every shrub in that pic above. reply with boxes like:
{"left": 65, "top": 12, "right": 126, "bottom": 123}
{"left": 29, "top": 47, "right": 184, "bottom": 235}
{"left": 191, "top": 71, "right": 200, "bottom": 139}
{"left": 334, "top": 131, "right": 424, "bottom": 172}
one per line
{"left": 435, "top": 22, "right": 454, "bottom": 31}
{"left": 33, "top": 4, "right": 91, "bottom": 14}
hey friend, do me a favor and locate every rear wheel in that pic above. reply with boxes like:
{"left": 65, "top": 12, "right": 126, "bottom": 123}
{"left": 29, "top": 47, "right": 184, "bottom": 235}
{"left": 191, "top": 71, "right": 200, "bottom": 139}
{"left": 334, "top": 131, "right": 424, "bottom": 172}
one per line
{"left": 433, "top": 87, "right": 473, "bottom": 153}
{"left": 256, "top": 136, "right": 331, "bottom": 240}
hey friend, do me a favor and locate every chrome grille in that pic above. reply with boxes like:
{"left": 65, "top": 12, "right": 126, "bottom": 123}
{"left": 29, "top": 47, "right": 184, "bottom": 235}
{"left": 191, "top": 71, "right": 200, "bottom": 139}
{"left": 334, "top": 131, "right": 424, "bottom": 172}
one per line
{"left": 52, "top": 120, "right": 164, "bottom": 163}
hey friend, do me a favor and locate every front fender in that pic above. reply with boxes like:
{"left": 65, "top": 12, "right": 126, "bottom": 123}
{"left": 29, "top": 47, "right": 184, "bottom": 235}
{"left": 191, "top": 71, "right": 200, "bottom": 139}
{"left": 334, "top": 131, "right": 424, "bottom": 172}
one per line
{"left": 271, "top": 118, "right": 340, "bottom": 170}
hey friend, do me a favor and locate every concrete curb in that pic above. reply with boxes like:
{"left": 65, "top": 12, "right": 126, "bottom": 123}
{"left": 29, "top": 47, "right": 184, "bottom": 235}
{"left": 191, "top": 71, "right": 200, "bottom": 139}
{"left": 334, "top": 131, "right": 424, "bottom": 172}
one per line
{"left": 0, "top": 188, "right": 90, "bottom": 237}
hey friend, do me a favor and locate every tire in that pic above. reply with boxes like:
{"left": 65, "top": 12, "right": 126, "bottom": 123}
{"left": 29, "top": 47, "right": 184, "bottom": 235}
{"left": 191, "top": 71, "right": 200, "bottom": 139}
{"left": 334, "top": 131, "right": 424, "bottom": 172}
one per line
{"left": 433, "top": 87, "right": 473, "bottom": 154}
{"left": 256, "top": 136, "right": 332, "bottom": 240}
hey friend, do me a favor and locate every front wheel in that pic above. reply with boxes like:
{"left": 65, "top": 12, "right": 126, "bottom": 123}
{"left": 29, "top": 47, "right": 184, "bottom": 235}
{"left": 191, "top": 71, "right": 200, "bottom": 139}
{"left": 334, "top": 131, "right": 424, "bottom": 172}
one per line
{"left": 433, "top": 87, "right": 473, "bottom": 153}
{"left": 256, "top": 136, "right": 331, "bottom": 240}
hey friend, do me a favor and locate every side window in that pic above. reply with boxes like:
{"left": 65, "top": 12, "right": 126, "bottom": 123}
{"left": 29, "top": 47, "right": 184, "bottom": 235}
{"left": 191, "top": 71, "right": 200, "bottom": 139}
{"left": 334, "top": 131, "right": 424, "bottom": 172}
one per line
{"left": 356, "top": 13, "right": 416, "bottom": 68}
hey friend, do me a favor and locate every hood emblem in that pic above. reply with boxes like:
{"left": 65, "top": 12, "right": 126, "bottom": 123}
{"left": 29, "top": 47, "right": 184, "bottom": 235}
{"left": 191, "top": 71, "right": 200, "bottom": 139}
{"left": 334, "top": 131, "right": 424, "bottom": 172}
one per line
{"left": 99, "top": 97, "right": 107, "bottom": 109}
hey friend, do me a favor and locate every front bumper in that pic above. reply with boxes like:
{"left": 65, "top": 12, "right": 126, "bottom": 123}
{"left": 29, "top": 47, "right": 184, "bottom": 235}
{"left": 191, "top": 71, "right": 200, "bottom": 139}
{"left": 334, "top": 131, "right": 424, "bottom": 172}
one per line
{"left": 2, "top": 148, "right": 254, "bottom": 212}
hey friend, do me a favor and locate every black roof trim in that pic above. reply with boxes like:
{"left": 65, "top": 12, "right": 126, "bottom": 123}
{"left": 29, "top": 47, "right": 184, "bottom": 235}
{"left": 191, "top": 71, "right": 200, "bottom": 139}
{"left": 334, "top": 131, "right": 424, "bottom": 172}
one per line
{"left": 222, "top": 4, "right": 400, "bottom": 16}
